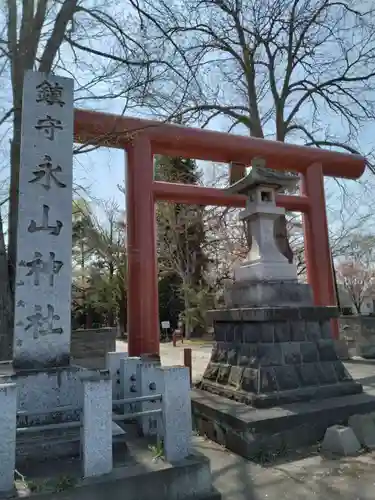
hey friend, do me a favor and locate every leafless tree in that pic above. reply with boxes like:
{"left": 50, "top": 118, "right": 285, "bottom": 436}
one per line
{"left": 137, "top": 0, "right": 375, "bottom": 157}
{"left": 336, "top": 234, "right": 375, "bottom": 313}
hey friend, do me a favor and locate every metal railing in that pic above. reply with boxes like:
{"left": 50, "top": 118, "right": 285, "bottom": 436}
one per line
{"left": 17, "top": 420, "right": 81, "bottom": 434}
{"left": 15, "top": 393, "right": 163, "bottom": 435}
{"left": 112, "top": 408, "right": 162, "bottom": 422}
{"left": 112, "top": 393, "right": 163, "bottom": 422}
{"left": 17, "top": 404, "right": 81, "bottom": 417}
{"left": 113, "top": 393, "right": 162, "bottom": 405}
{"left": 16, "top": 405, "right": 82, "bottom": 435}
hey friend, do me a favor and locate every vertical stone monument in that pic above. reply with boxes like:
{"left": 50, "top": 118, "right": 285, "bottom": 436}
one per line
{"left": 3, "top": 71, "right": 83, "bottom": 428}
{"left": 1, "top": 71, "right": 129, "bottom": 471}
{"left": 13, "top": 71, "right": 73, "bottom": 370}
{"left": 200, "top": 163, "right": 362, "bottom": 408}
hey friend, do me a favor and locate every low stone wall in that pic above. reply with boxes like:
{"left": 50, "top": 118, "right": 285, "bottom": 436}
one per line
{"left": 339, "top": 317, "right": 361, "bottom": 339}
{"left": 339, "top": 316, "right": 375, "bottom": 358}
{"left": 0, "top": 328, "right": 117, "bottom": 364}
{"left": 71, "top": 327, "right": 117, "bottom": 361}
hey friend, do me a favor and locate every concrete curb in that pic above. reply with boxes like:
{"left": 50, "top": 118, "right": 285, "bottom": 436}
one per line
{"left": 15, "top": 454, "right": 217, "bottom": 500}
{"left": 345, "top": 358, "right": 375, "bottom": 365}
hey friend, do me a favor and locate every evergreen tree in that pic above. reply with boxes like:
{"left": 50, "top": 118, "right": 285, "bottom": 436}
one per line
{"left": 155, "top": 155, "right": 210, "bottom": 338}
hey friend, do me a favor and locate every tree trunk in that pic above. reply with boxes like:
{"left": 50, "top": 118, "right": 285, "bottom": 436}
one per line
{"left": 108, "top": 261, "right": 115, "bottom": 327}
{"left": 354, "top": 301, "right": 362, "bottom": 314}
{"left": 0, "top": 108, "right": 23, "bottom": 360}
{"left": 80, "top": 238, "right": 87, "bottom": 327}
{"left": 85, "top": 314, "right": 93, "bottom": 329}
{"left": 183, "top": 284, "right": 191, "bottom": 340}
{"left": 0, "top": 209, "right": 13, "bottom": 361}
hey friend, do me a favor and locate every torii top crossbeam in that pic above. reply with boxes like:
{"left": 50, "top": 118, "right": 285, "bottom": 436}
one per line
{"left": 74, "top": 109, "right": 365, "bottom": 179}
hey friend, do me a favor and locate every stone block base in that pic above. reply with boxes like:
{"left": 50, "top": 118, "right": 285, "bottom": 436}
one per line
{"left": 71, "top": 327, "right": 117, "bottom": 360}
{"left": 192, "top": 388, "right": 375, "bottom": 460}
{"left": 201, "top": 306, "right": 360, "bottom": 409}
{"left": 200, "top": 378, "right": 361, "bottom": 408}
{"left": 224, "top": 280, "right": 313, "bottom": 308}
{"left": 16, "top": 426, "right": 81, "bottom": 465}
{"left": 0, "top": 364, "right": 85, "bottom": 425}
{"left": 17, "top": 366, "right": 84, "bottom": 425}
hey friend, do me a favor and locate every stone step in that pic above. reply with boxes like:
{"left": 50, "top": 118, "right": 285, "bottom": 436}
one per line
{"left": 192, "top": 387, "right": 375, "bottom": 461}
{"left": 16, "top": 420, "right": 127, "bottom": 466}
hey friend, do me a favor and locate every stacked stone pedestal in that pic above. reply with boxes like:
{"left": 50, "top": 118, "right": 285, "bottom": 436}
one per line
{"left": 194, "top": 165, "right": 372, "bottom": 458}
{"left": 193, "top": 280, "right": 374, "bottom": 460}
{"left": 201, "top": 305, "right": 362, "bottom": 409}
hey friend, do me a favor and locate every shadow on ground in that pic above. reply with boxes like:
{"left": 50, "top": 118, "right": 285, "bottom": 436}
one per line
{"left": 194, "top": 435, "right": 375, "bottom": 500}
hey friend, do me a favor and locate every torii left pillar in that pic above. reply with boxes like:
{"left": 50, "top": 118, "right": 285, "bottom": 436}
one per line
{"left": 126, "top": 136, "right": 159, "bottom": 357}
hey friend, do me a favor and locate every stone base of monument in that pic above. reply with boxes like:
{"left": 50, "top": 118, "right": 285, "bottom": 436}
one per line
{"left": 191, "top": 303, "right": 375, "bottom": 459}
{"left": 16, "top": 366, "right": 83, "bottom": 424}
{"left": 233, "top": 260, "right": 298, "bottom": 282}
{"left": 0, "top": 364, "right": 84, "bottom": 425}
{"left": 0, "top": 362, "right": 128, "bottom": 464}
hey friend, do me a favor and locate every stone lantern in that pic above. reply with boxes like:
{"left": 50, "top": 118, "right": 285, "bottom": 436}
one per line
{"left": 228, "top": 166, "right": 298, "bottom": 283}
{"left": 223, "top": 165, "right": 312, "bottom": 308}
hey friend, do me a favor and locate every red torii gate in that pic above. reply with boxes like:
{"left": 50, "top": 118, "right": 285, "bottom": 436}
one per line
{"left": 74, "top": 109, "right": 366, "bottom": 357}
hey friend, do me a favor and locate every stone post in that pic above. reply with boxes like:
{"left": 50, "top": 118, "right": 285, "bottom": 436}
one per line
{"left": 105, "top": 351, "right": 128, "bottom": 410}
{"left": 0, "top": 383, "right": 17, "bottom": 496}
{"left": 120, "top": 357, "right": 141, "bottom": 414}
{"left": 138, "top": 362, "right": 163, "bottom": 437}
{"left": 81, "top": 371, "right": 113, "bottom": 477}
{"left": 158, "top": 367, "right": 192, "bottom": 462}
{"left": 13, "top": 70, "right": 74, "bottom": 370}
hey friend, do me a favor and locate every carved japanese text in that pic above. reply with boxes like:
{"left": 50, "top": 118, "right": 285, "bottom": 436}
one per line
{"left": 36, "top": 80, "right": 65, "bottom": 107}
{"left": 24, "top": 304, "right": 63, "bottom": 339}
{"left": 29, "top": 155, "right": 66, "bottom": 190}
{"left": 35, "top": 115, "right": 63, "bottom": 141}
{"left": 19, "top": 251, "right": 63, "bottom": 286}
{"left": 28, "top": 205, "right": 63, "bottom": 236}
